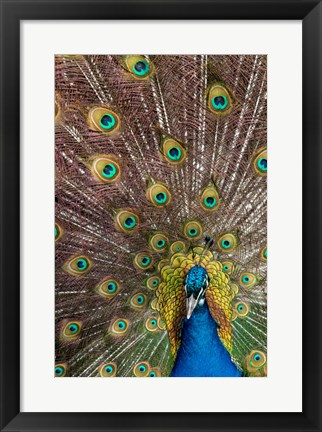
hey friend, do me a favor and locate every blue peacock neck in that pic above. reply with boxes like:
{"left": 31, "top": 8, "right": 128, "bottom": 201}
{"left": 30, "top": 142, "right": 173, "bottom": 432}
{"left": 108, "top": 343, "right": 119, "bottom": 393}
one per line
{"left": 170, "top": 301, "right": 242, "bottom": 377}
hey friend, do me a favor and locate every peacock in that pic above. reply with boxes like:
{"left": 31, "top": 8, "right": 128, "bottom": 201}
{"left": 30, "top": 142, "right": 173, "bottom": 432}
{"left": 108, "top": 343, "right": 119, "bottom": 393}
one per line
{"left": 55, "top": 54, "right": 267, "bottom": 378}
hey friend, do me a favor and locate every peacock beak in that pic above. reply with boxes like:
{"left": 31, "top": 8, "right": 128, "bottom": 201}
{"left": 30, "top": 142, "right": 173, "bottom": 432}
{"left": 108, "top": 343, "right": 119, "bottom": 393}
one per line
{"left": 186, "top": 290, "right": 203, "bottom": 319}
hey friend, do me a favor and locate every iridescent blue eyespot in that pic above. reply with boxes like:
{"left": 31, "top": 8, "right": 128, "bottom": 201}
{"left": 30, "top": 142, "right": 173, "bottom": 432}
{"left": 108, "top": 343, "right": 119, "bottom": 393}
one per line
{"left": 118, "top": 320, "right": 126, "bottom": 330}
{"left": 242, "top": 275, "right": 250, "bottom": 284}
{"left": 254, "top": 354, "right": 261, "bottom": 361}
{"left": 77, "top": 258, "right": 88, "bottom": 270}
{"left": 54, "top": 226, "right": 58, "bottom": 238}
{"left": 154, "top": 192, "right": 167, "bottom": 204}
{"left": 102, "top": 163, "right": 117, "bottom": 179}
{"left": 237, "top": 305, "right": 244, "bottom": 312}
{"left": 139, "top": 365, "right": 146, "bottom": 373}
{"left": 151, "top": 319, "right": 157, "bottom": 327}
{"left": 167, "top": 147, "right": 182, "bottom": 161}
{"left": 107, "top": 282, "right": 117, "bottom": 293}
{"left": 152, "top": 279, "right": 159, "bottom": 287}
{"left": 137, "top": 295, "right": 144, "bottom": 304}
{"left": 105, "top": 365, "right": 113, "bottom": 374}
{"left": 133, "top": 60, "right": 149, "bottom": 77}
{"left": 124, "top": 216, "right": 136, "bottom": 228}
{"left": 188, "top": 228, "right": 198, "bottom": 237}
{"left": 55, "top": 366, "right": 64, "bottom": 376}
{"left": 157, "top": 240, "right": 166, "bottom": 248}
{"left": 221, "top": 240, "right": 231, "bottom": 249}
{"left": 100, "top": 114, "right": 116, "bottom": 130}
{"left": 149, "top": 371, "right": 156, "bottom": 377}
{"left": 211, "top": 95, "right": 228, "bottom": 111}
{"left": 223, "top": 265, "right": 229, "bottom": 271}
{"left": 141, "top": 257, "right": 151, "bottom": 267}
{"left": 204, "top": 196, "right": 217, "bottom": 208}
{"left": 257, "top": 158, "right": 267, "bottom": 172}
{"left": 68, "top": 323, "right": 79, "bottom": 334}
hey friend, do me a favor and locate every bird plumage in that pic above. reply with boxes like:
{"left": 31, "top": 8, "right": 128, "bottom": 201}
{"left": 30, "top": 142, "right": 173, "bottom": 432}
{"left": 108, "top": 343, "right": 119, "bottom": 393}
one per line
{"left": 55, "top": 54, "right": 267, "bottom": 378}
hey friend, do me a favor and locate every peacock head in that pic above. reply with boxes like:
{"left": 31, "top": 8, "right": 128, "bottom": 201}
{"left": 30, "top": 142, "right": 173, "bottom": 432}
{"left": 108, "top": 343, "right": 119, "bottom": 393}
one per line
{"left": 184, "top": 266, "right": 209, "bottom": 319}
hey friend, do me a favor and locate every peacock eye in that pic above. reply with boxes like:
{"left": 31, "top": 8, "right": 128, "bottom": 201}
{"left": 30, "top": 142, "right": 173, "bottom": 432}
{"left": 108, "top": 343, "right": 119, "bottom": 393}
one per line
{"left": 149, "top": 233, "right": 168, "bottom": 252}
{"left": 183, "top": 221, "right": 203, "bottom": 240}
{"left": 146, "top": 276, "right": 161, "bottom": 290}
{"left": 161, "top": 135, "right": 186, "bottom": 165}
{"left": 125, "top": 55, "right": 153, "bottom": 79}
{"left": 229, "top": 283, "right": 239, "bottom": 297}
{"left": 99, "top": 362, "right": 117, "bottom": 377}
{"left": 114, "top": 209, "right": 139, "bottom": 233}
{"left": 157, "top": 316, "right": 166, "bottom": 330}
{"left": 55, "top": 364, "right": 67, "bottom": 377}
{"left": 146, "top": 181, "right": 171, "bottom": 207}
{"left": 253, "top": 148, "right": 267, "bottom": 176}
{"left": 63, "top": 255, "right": 92, "bottom": 276}
{"left": 211, "top": 95, "right": 228, "bottom": 111}
{"left": 217, "top": 232, "right": 239, "bottom": 253}
{"left": 222, "top": 261, "right": 234, "bottom": 274}
{"left": 249, "top": 350, "right": 266, "bottom": 369}
{"left": 200, "top": 184, "right": 220, "bottom": 212}
{"left": 133, "top": 361, "right": 151, "bottom": 377}
{"left": 100, "top": 113, "right": 115, "bottom": 130}
{"left": 145, "top": 317, "right": 159, "bottom": 332}
{"left": 61, "top": 320, "right": 82, "bottom": 341}
{"left": 134, "top": 252, "right": 153, "bottom": 270}
{"left": 207, "top": 83, "right": 232, "bottom": 115}
{"left": 87, "top": 107, "right": 120, "bottom": 134}
{"left": 235, "top": 301, "right": 249, "bottom": 317}
{"left": 130, "top": 293, "right": 146, "bottom": 308}
{"left": 133, "top": 60, "right": 149, "bottom": 76}
{"left": 90, "top": 155, "right": 121, "bottom": 183}
{"left": 111, "top": 318, "right": 129, "bottom": 335}
{"left": 96, "top": 278, "right": 120, "bottom": 298}
{"left": 239, "top": 272, "right": 258, "bottom": 288}
{"left": 149, "top": 371, "right": 156, "bottom": 377}
{"left": 170, "top": 240, "right": 186, "bottom": 255}
{"left": 55, "top": 223, "right": 63, "bottom": 240}
{"left": 261, "top": 246, "right": 267, "bottom": 261}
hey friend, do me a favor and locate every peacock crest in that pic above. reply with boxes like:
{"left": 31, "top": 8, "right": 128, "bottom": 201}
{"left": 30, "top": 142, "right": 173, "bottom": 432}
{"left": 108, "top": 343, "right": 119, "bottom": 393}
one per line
{"left": 55, "top": 54, "right": 267, "bottom": 378}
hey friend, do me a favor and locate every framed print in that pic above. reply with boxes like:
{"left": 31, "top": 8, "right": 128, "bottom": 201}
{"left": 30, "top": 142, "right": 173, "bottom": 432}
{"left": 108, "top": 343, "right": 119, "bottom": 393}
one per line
{"left": 0, "top": 1, "right": 321, "bottom": 431}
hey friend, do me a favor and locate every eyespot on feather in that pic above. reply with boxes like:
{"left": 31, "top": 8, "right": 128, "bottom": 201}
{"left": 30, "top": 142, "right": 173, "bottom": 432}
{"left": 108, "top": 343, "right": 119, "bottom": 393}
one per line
{"left": 235, "top": 301, "right": 249, "bottom": 317}
{"left": 60, "top": 321, "right": 82, "bottom": 341}
{"left": 253, "top": 147, "right": 267, "bottom": 176}
{"left": 170, "top": 240, "right": 186, "bottom": 255}
{"left": 217, "top": 232, "right": 239, "bottom": 253}
{"left": 146, "top": 181, "right": 171, "bottom": 207}
{"left": 90, "top": 155, "right": 121, "bottom": 183}
{"left": 98, "top": 362, "right": 117, "bottom": 377}
{"left": 183, "top": 221, "right": 203, "bottom": 240}
{"left": 149, "top": 232, "right": 169, "bottom": 252}
{"left": 239, "top": 272, "right": 258, "bottom": 289}
{"left": 145, "top": 317, "right": 159, "bottom": 332}
{"left": 200, "top": 184, "right": 220, "bottom": 212}
{"left": 125, "top": 55, "right": 154, "bottom": 79}
{"left": 207, "top": 82, "right": 233, "bottom": 115}
{"left": 261, "top": 246, "right": 267, "bottom": 261}
{"left": 96, "top": 278, "right": 120, "bottom": 299}
{"left": 87, "top": 106, "right": 120, "bottom": 134}
{"left": 55, "top": 363, "right": 67, "bottom": 377}
{"left": 161, "top": 135, "right": 186, "bottom": 165}
{"left": 55, "top": 223, "right": 63, "bottom": 241}
{"left": 114, "top": 209, "right": 139, "bottom": 234}
{"left": 146, "top": 276, "right": 161, "bottom": 290}
{"left": 130, "top": 293, "right": 146, "bottom": 308}
{"left": 110, "top": 318, "right": 129, "bottom": 336}
{"left": 134, "top": 252, "right": 154, "bottom": 270}
{"left": 221, "top": 261, "right": 234, "bottom": 275}
{"left": 62, "top": 255, "right": 92, "bottom": 276}
{"left": 133, "top": 361, "right": 151, "bottom": 377}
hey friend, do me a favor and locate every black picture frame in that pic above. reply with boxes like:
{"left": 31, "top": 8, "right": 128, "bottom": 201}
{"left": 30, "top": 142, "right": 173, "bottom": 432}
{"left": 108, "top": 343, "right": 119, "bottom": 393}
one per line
{"left": 0, "top": 1, "right": 321, "bottom": 431}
